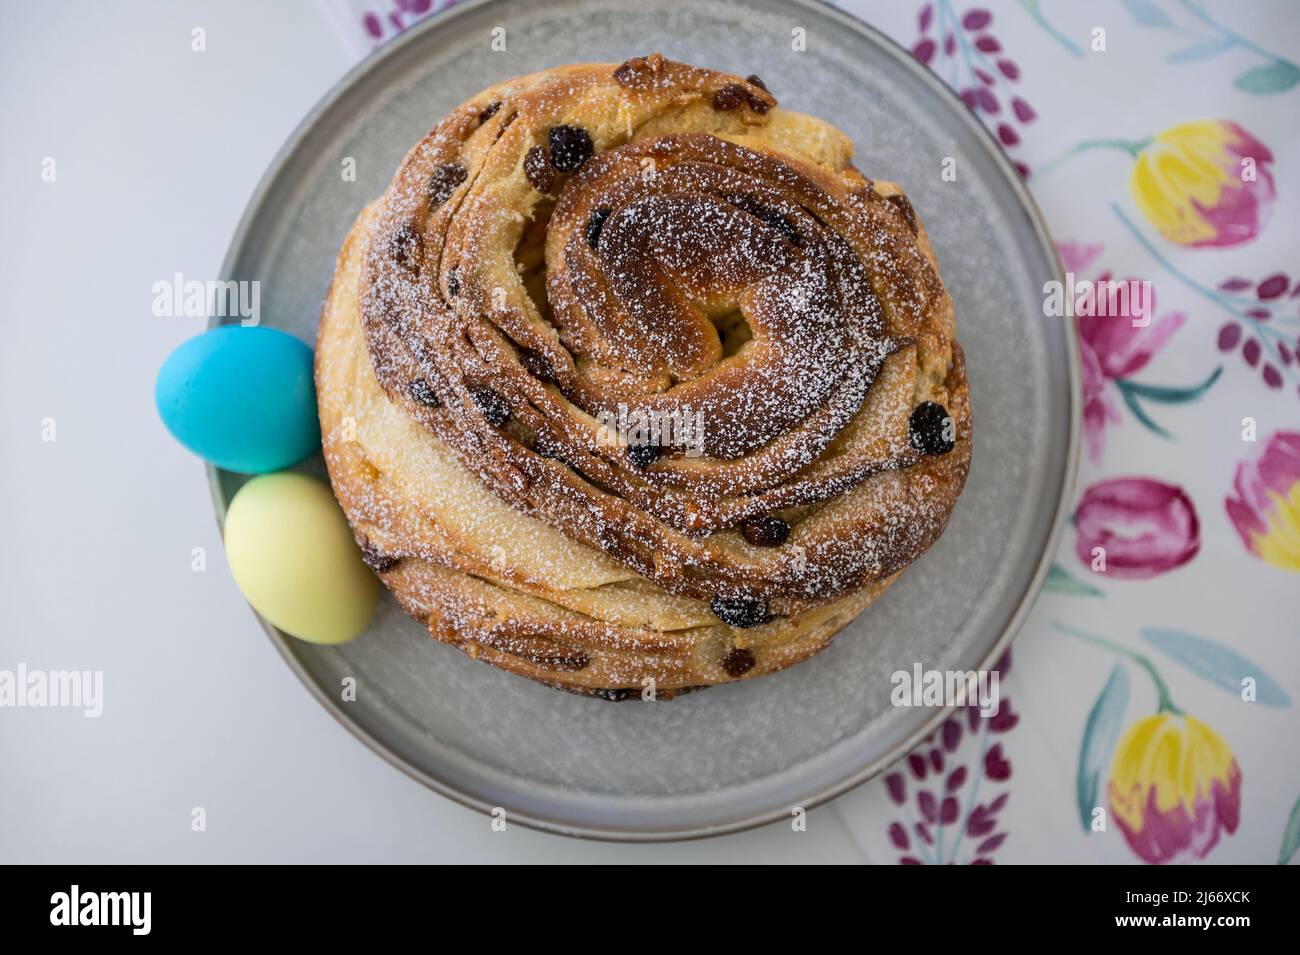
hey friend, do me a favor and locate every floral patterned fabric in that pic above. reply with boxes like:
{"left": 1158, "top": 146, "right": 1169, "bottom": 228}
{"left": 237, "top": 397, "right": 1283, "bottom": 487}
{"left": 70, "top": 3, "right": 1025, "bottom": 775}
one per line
{"left": 321, "top": 0, "right": 1299, "bottom": 863}
{"left": 828, "top": 0, "right": 1299, "bottom": 865}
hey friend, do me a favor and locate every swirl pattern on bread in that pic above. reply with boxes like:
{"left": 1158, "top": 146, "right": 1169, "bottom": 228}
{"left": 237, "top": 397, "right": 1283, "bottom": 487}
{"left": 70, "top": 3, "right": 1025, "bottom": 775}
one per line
{"left": 316, "top": 55, "right": 971, "bottom": 697}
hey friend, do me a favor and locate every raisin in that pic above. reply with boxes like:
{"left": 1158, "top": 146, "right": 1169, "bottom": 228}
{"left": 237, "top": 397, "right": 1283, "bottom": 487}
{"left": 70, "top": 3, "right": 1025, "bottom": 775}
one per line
{"left": 909, "top": 401, "right": 955, "bottom": 455}
{"left": 407, "top": 378, "right": 440, "bottom": 408}
{"left": 427, "top": 162, "right": 466, "bottom": 207}
{"left": 710, "top": 596, "right": 771, "bottom": 629}
{"left": 519, "top": 348, "right": 556, "bottom": 383}
{"left": 547, "top": 125, "right": 593, "bottom": 172}
{"left": 714, "top": 83, "right": 770, "bottom": 114}
{"left": 389, "top": 223, "right": 421, "bottom": 270}
{"left": 731, "top": 196, "right": 798, "bottom": 244}
{"left": 586, "top": 207, "right": 611, "bottom": 249}
{"left": 713, "top": 84, "right": 747, "bottom": 110}
{"left": 739, "top": 514, "right": 790, "bottom": 547}
{"left": 524, "top": 145, "right": 555, "bottom": 193}
{"left": 360, "top": 540, "right": 401, "bottom": 573}
{"left": 885, "top": 193, "right": 919, "bottom": 236}
{"left": 721, "top": 648, "right": 757, "bottom": 677}
{"left": 613, "top": 60, "right": 638, "bottom": 86}
{"left": 470, "top": 386, "right": 510, "bottom": 426}
{"left": 613, "top": 54, "right": 666, "bottom": 88}
{"left": 532, "top": 432, "right": 562, "bottom": 459}
{"left": 626, "top": 443, "right": 662, "bottom": 469}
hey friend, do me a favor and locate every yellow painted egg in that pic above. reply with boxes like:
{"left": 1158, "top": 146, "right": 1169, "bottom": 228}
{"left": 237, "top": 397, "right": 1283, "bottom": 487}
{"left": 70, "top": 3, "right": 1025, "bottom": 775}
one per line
{"left": 224, "top": 472, "right": 378, "bottom": 644}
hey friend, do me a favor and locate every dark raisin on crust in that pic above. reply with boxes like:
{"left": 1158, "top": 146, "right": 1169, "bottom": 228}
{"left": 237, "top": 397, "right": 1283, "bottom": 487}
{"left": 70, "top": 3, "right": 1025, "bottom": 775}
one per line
{"left": 518, "top": 347, "right": 557, "bottom": 384}
{"left": 710, "top": 595, "right": 772, "bottom": 629}
{"left": 712, "top": 83, "right": 770, "bottom": 114}
{"left": 721, "top": 647, "right": 757, "bottom": 677}
{"left": 626, "top": 443, "right": 663, "bottom": 469}
{"left": 407, "top": 377, "right": 440, "bottom": 408}
{"left": 885, "top": 193, "right": 919, "bottom": 236}
{"left": 739, "top": 514, "right": 790, "bottom": 547}
{"left": 427, "top": 162, "right": 467, "bottom": 207}
{"left": 597, "top": 526, "right": 637, "bottom": 563}
{"left": 909, "top": 401, "right": 956, "bottom": 455}
{"left": 531, "top": 432, "right": 562, "bottom": 459}
{"left": 586, "top": 207, "right": 611, "bottom": 249}
{"left": 613, "top": 53, "right": 667, "bottom": 88}
{"left": 547, "top": 125, "right": 593, "bottom": 172}
{"left": 470, "top": 386, "right": 511, "bottom": 426}
{"left": 595, "top": 688, "right": 632, "bottom": 702}
{"left": 612, "top": 60, "right": 637, "bottom": 86}
{"left": 446, "top": 266, "right": 460, "bottom": 296}
{"left": 524, "top": 145, "right": 555, "bottom": 193}
{"left": 388, "top": 223, "right": 422, "bottom": 270}
{"left": 477, "top": 100, "right": 502, "bottom": 123}
{"left": 745, "top": 74, "right": 768, "bottom": 91}
{"left": 729, "top": 195, "right": 798, "bottom": 245}
{"left": 359, "top": 540, "right": 401, "bottom": 574}
{"left": 712, "top": 84, "right": 747, "bottom": 111}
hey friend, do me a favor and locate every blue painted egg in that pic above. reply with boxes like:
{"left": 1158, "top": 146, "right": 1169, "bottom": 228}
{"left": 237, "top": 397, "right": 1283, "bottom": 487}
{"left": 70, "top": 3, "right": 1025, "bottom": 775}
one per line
{"left": 156, "top": 326, "right": 320, "bottom": 473}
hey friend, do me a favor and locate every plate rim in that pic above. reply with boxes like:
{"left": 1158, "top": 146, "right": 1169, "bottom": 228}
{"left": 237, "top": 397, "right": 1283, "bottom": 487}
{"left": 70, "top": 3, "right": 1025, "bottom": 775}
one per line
{"left": 209, "top": 0, "right": 1080, "bottom": 842}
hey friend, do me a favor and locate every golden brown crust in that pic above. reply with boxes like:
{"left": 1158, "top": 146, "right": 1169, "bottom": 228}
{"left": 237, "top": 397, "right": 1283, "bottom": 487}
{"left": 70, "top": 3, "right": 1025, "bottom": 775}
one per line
{"left": 315, "top": 56, "right": 970, "bottom": 695}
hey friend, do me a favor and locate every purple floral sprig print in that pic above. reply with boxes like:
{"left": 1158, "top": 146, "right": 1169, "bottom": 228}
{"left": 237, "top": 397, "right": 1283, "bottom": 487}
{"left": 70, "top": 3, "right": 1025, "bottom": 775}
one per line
{"left": 1214, "top": 273, "right": 1300, "bottom": 391}
{"left": 360, "top": 0, "right": 459, "bottom": 46}
{"left": 883, "top": 652, "right": 1017, "bottom": 864}
{"left": 1113, "top": 203, "right": 1300, "bottom": 398}
{"left": 912, "top": 3, "right": 1038, "bottom": 178}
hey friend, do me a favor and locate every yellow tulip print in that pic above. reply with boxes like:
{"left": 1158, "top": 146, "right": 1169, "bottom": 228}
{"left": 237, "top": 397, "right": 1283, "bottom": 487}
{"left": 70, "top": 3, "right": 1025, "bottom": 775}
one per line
{"left": 1108, "top": 713, "right": 1242, "bottom": 864}
{"left": 1060, "top": 624, "right": 1253, "bottom": 864}
{"left": 1130, "top": 120, "right": 1275, "bottom": 248}
{"left": 1226, "top": 431, "right": 1300, "bottom": 571}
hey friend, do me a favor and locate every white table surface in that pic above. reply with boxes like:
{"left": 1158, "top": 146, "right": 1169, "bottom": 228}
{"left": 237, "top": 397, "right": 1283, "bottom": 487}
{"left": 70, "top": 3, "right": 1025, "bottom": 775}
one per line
{"left": 0, "top": 0, "right": 867, "bottom": 864}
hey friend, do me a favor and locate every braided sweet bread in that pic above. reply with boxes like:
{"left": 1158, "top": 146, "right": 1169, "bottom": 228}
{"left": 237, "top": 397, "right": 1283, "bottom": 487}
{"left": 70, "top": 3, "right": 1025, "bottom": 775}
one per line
{"left": 315, "top": 55, "right": 971, "bottom": 698}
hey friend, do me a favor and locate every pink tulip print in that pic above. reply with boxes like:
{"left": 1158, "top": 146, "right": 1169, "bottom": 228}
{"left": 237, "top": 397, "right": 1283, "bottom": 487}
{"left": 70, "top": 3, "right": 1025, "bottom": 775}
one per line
{"left": 1074, "top": 477, "right": 1201, "bottom": 579}
{"left": 1059, "top": 241, "right": 1221, "bottom": 463}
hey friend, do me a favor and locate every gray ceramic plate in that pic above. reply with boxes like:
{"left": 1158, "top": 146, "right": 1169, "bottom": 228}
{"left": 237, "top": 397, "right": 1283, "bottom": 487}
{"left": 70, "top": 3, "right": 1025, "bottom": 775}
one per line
{"left": 211, "top": 0, "right": 1078, "bottom": 840}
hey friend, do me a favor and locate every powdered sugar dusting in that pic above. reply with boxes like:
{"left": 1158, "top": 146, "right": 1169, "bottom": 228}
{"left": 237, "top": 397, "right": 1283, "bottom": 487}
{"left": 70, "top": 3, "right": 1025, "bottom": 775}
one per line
{"left": 341, "top": 56, "right": 970, "bottom": 623}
